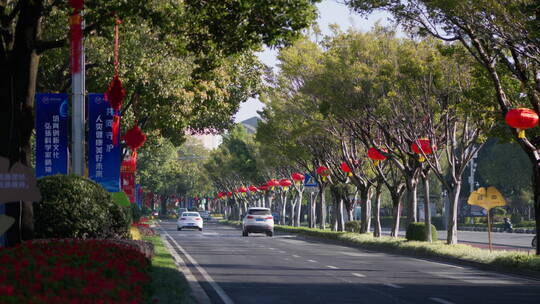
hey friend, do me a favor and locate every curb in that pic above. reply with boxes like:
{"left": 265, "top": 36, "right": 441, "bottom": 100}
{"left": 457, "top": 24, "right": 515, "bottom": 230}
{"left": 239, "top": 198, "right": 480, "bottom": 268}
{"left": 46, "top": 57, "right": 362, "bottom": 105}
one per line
{"left": 157, "top": 224, "right": 212, "bottom": 304}
{"left": 459, "top": 227, "right": 536, "bottom": 234}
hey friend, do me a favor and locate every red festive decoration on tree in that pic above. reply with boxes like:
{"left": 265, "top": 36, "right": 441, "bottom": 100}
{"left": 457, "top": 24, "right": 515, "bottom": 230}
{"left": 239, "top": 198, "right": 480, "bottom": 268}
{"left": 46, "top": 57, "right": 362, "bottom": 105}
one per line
{"left": 258, "top": 185, "right": 269, "bottom": 191}
{"left": 249, "top": 185, "right": 258, "bottom": 192}
{"left": 291, "top": 173, "right": 305, "bottom": 185}
{"left": 105, "top": 18, "right": 125, "bottom": 146}
{"left": 341, "top": 161, "right": 352, "bottom": 177}
{"left": 505, "top": 108, "right": 539, "bottom": 139}
{"left": 227, "top": 192, "right": 233, "bottom": 197}
{"left": 411, "top": 139, "right": 435, "bottom": 162}
{"left": 267, "top": 179, "right": 280, "bottom": 189}
{"left": 317, "top": 166, "right": 330, "bottom": 181}
{"left": 123, "top": 125, "right": 147, "bottom": 151}
{"left": 279, "top": 179, "right": 292, "bottom": 191}
{"left": 68, "top": 0, "right": 84, "bottom": 10}
{"left": 368, "top": 148, "right": 387, "bottom": 166}
{"left": 111, "top": 115, "right": 120, "bottom": 145}
{"left": 238, "top": 186, "right": 248, "bottom": 195}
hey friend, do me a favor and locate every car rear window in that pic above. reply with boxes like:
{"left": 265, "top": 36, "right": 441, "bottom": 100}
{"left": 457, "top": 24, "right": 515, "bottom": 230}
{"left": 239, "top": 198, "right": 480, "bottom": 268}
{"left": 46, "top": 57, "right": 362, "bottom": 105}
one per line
{"left": 248, "top": 209, "right": 271, "bottom": 215}
{"left": 183, "top": 213, "right": 199, "bottom": 217}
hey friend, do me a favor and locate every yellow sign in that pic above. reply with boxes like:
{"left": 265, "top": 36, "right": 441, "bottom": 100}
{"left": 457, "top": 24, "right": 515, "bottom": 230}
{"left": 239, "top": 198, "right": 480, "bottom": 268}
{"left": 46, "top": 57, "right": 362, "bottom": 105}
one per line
{"left": 467, "top": 187, "right": 507, "bottom": 210}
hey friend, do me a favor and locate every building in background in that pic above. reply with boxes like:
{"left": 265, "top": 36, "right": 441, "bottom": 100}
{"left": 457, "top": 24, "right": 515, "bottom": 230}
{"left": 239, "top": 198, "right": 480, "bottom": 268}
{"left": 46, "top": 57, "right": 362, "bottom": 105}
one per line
{"left": 240, "top": 116, "right": 260, "bottom": 134}
{"left": 190, "top": 133, "right": 222, "bottom": 150}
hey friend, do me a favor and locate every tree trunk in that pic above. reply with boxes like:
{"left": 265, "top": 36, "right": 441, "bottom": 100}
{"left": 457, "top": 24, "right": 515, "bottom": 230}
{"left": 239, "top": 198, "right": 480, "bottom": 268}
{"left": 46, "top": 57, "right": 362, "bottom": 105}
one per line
{"left": 446, "top": 182, "right": 462, "bottom": 244}
{"left": 347, "top": 206, "right": 354, "bottom": 223}
{"left": 337, "top": 197, "right": 345, "bottom": 231}
{"left": 423, "top": 174, "right": 432, "bottom": 243}
{"left": 280, "top": 192, "right": 286, "bottom": 225}
{"left": 309, "top": 192, "right": 316, "bottom": 228}
{"left": 360, "top": 188, "right": 372, "bottom": 233}
{"left": 406, "top": 177, "right": 418, "bottom": 224}
{"left": 373, "top": 182, "right": 383, "bottom": 237}
{"left": 391, "top": 197, "right": 402, "bottom": 237}
{"left": 295, "top": 190, "right": 303, "bottom": 227}
{"left": 318, "top": 186, "right": 326, "bottom": 229}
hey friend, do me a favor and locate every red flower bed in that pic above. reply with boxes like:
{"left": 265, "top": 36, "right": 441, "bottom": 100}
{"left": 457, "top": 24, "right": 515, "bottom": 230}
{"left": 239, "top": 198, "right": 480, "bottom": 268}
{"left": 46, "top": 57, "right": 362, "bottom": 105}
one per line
{"left": 0, "top": 239, "right": 151, "bottom": 303}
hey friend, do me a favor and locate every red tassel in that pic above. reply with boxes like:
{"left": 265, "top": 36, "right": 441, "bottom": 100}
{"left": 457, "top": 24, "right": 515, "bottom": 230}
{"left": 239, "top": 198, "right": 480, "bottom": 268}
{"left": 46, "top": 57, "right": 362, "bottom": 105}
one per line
{"left": 69, "top": 12, "right": 82, "bottom": 74}
{"left": 105, "top": 75, "right": 125, "bottom": 111}
{"left": 112, "top": 115, "right": 120, "bottom": 146}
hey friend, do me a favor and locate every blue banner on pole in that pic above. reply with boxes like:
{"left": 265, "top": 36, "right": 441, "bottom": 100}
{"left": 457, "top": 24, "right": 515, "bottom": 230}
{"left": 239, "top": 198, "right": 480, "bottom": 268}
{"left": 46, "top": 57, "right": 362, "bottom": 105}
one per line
{"left": 35, "top": 93, "right": 69, "bottom": 178}
{"left": 88, "top": 93, "right": 120, "bottom": 192}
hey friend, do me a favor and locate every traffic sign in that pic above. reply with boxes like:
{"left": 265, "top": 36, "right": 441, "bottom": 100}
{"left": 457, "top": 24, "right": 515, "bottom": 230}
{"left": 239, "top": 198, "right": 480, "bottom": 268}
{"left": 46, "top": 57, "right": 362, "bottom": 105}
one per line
{"left": 304, "top": 173, "right": 318, "bottom": 187}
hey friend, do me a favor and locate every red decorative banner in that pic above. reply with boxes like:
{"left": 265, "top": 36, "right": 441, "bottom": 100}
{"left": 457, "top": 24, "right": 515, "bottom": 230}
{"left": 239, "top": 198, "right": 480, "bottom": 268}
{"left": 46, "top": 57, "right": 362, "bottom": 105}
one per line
{"left": 121, "top": 171, "right": 135, "bottom": 203}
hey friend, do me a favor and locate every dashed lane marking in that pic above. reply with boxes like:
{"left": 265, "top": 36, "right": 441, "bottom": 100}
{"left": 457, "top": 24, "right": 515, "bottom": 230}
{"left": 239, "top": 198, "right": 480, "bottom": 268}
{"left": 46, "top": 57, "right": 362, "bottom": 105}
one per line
{"left": 384, "top": 283, "right": 403, "bottom": 289}
{"left": 326, "top": 265, "right": 338, "bottom": 269}
{"left": 351, "top": 272, "right": 366, "bottom": 278}
{"left": 429, "top": 297, "right": 455, "bottom": 304}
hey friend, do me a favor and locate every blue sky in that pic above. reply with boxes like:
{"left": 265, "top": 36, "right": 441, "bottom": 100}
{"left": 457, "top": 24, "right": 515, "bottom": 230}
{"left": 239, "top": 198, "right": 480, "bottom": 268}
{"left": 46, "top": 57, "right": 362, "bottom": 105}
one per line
{"left": 233, "top": 0, "right": 391, "bottom": 123}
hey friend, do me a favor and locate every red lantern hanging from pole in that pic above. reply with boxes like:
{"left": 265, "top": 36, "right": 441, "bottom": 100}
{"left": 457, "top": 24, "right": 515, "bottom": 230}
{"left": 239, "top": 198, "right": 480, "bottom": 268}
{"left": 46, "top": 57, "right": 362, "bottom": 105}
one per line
{"left": 317, "top": 166, "right": 330, "bottom": 182}
{"left": 505, "top": 108, "right": 539, "bottom": 139}
{"left": 105, "top": 18, "right": 125, "bottom": 146}
{"left": 368, "top": 148, "right": 387, "bottom": 166}
{"left": 267, "top": 179, "right": 280, "bottom": 190}
{"left": 123, "top": 125, "right": 147, "bottom": 151}
{"left": 411, "top": 139, "right": 435, "bottom": 162}
{"left": 249, "top": 185, "right": 258, "bottom": 193}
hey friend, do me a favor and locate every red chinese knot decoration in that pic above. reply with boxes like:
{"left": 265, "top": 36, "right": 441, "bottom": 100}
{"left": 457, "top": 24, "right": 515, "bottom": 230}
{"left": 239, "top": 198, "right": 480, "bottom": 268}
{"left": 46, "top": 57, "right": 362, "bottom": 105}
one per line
{"left": 411, "top": 139, "right": 435, "bottom": 162}
{"left": 505, "top": 108, "right": 539, "bottom": 139}
{"left": 123, "top": 125, "right": 147, "bottom": 151}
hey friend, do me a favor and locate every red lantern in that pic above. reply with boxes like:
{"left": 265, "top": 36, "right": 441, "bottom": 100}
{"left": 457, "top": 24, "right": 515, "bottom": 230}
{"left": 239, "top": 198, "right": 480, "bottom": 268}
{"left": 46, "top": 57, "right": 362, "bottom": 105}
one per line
{"left": 505, "top": 108, "right": 539, "bottom": 139}
{"left": 249, "top": 185, "right": 258, "bottom": 192}
{"left": 411, "top": 139, "right": 435, "bottom": 162}
{"left": 279, "top": 179, "right": 292, "bottom": 191}
{"left": 68, "top": 0, "right": 84, "bottom": 10}
{"left": 368, "top": 148, "right": 387, "bottom": 166}
{"left": 267, "top": 179, "right": 280, "bottom": 189}
{"left": 258, "top": 185, "right": 269, "bottom": 191}
{"left": 238, "top": 186, "right": 248, "bottom": 195}
{"left": 317, "top": 166, "right": 330, "bottom": 181}
{"left": 124, "top": 125, "right": 147, "bottom": 151}
{"left": 341, "top": 161, "right": 352, "bottom": 177}
{"left": 227, "top": 192, "right": 233, "bottom": 197}
{"left": 291, "top": 173, "right": 305, "bottom": 185}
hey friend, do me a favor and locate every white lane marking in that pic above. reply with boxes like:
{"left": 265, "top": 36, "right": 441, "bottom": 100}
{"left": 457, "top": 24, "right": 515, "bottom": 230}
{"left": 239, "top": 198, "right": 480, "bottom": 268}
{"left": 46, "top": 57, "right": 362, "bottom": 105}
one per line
{"left": 384, "top": 283, "right": 403, "bottom": 289}
{"left": 430, "top": 297, "right": 455, "bottom": 304}
{"left": 292, "top": 254, "right": 300, "bottom": 258}
{"left": 340, "top": 251, "right": 379, "bottom": 257}
{"left": 423, "top": 260, "right": 464, "bottom": 269}
{"left": 269, "top": 247, "right": 276, "bottom": 250}
{"left": 162, "top": 230, "right": 234, "bottom": 304}
{"left": 307, "top": 259, "right": 317, "bottom": 263}
{"left": 278, "top": 251, "right": 287, "bottom": 254}
{"left": 326, "top": 265, "right": 338, "bottom": 269}
{"left": 351, "top": 272, "right": 366, "bottom": 278}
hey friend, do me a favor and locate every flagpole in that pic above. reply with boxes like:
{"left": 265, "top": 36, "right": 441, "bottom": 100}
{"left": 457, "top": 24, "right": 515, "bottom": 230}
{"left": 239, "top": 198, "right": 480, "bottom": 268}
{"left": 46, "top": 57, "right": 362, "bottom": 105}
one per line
{"left": 72, "top": 10, "right": 85, "bottom": 176}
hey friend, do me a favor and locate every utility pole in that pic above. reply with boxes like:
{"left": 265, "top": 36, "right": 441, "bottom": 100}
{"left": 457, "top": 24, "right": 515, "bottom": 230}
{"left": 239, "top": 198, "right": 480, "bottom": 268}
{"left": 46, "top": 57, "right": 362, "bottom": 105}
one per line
{"left": 72, "top": 11, "right": 85, "bottom": 176}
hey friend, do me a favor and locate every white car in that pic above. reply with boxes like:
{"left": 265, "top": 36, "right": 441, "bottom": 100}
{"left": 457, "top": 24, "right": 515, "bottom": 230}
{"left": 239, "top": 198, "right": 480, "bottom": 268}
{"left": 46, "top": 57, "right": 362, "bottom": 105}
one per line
{"left": 242, "top": 207, "right": 274, "bottom": 237}
{"left": 177, "top": 212, "right": 203, "bottom": 231}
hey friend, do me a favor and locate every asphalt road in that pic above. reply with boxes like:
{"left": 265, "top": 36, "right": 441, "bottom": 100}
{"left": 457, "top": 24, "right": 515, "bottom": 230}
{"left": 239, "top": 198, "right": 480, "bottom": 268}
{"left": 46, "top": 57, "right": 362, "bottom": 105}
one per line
{"left": 159, "top": 220, "right": 540, "bottom": 304}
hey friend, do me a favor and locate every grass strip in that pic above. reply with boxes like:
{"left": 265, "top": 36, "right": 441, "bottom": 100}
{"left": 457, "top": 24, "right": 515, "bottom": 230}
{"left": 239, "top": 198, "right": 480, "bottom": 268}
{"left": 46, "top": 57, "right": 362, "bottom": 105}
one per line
{"left": 219, "top": 220, "right": 540, "bottom": 274}
{"left": 143, "top": 235, "right": 191, "bottom": 304}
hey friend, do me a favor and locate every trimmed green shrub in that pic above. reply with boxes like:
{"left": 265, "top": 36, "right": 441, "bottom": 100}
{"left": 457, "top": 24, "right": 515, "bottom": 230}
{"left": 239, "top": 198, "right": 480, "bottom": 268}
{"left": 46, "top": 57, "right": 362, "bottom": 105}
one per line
{"left": 345, "top": 221, "right": 362, "bottom": 233}
{"left": 35, "top": 175, "right": 130, "bottom": 239}
{"left": 405, "top": 222, "right": 437, "bottom": 241}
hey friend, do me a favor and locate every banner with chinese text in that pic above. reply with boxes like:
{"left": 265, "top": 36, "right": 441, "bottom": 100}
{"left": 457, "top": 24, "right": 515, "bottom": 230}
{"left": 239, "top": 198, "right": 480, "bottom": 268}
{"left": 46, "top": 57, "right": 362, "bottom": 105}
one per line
{"left": 35, "top": 93, "right": 69, "bottom": 177}
{"left": 88, "top": 94, "right": 121, "bottom": 192}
